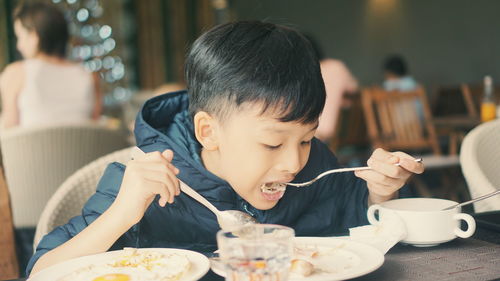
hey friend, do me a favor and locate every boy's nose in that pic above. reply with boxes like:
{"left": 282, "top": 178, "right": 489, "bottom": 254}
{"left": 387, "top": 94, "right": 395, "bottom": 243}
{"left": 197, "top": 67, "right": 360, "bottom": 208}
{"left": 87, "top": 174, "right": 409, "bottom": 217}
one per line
{"left": 277, "top": 149, "right": 302, "bottom": 174}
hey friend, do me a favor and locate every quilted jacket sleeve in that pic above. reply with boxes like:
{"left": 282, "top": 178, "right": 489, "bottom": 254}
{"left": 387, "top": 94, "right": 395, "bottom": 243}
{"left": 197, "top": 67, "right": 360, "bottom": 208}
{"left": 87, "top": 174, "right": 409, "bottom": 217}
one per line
{"left": 292, "top": 139, "right": 370, "bottom": 236}
{"left": 26, "top": 162, "right": 127, "bottom": 276}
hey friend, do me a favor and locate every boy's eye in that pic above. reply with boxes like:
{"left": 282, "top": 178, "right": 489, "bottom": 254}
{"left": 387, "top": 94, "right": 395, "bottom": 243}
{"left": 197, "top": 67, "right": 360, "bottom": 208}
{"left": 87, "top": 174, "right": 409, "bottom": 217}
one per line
{"left": 301, "top": 140, "right": 312, "bottom": 146}
{"left": 263, "top": 144, "right": 282, "bottom": 150}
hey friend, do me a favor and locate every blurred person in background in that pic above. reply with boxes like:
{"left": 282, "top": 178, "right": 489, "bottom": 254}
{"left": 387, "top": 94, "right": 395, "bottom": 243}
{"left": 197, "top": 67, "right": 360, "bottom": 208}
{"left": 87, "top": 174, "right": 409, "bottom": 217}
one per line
{"left": 382, "top": 54, "right": 417, "bottom": 92}
{"left": 0, "top": 2, "right": 102, "bottom": 129}
{"left": 382, "top": 54, "right": 423, "bottom": 122}
{"left": 305, "top": 34, "right": 358, "bottom": 143}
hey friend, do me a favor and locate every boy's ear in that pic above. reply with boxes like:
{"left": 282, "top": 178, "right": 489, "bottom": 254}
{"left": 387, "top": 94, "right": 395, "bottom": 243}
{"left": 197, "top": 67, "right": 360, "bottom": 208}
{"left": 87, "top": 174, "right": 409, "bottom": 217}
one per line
{"left": 193, "top": 111, "right": 219, "bottom": 151}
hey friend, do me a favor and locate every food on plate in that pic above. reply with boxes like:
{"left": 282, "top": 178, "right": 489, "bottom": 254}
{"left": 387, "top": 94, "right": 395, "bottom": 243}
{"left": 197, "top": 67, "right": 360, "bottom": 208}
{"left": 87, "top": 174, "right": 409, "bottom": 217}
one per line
{"left": 58, "top": 248, "right": 190, "bottom": 281}
{"left": 294, "top": 245, "right": 319, "bottom": 258}
{"left": 291, "top": 242, "right": 348, "bottom": 276}
{"left": 92, "top": 273, "right": 131, "bottom": 281}
{"left": 290, "top": 259, "right": 314, "bottom": 276}
{"left": 260, "top": 182, "right": 286, "bottom": 193}
{"left": 290, "top": 245, "right": 318, "bottom": 277}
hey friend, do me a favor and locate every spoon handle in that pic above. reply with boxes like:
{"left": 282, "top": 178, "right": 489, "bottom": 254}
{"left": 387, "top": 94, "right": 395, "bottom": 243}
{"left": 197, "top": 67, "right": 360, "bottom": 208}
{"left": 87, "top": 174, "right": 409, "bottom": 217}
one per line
{"left": 443, "top": 189, "right": 500, "bottom": 210}
{"left": 178, "top": 180, "right": 221, "bottom": 216}
{"left": 131, "top": 146, "right": 222, "bottom": 216}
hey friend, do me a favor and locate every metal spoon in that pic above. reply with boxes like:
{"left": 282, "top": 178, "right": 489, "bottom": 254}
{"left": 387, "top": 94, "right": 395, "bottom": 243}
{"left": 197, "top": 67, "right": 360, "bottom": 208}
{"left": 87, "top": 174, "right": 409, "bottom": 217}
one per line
{"left": 442, "top": 189, "right": 500, "bottom": 210}
{"left": 286, "top": 158, "right": 423, "bottom": 187}
{"left": 178, "top": 180, "right": 257, "bottom": 230}
{"left": 131, "top": 147, "right": 258, "bottom": 230}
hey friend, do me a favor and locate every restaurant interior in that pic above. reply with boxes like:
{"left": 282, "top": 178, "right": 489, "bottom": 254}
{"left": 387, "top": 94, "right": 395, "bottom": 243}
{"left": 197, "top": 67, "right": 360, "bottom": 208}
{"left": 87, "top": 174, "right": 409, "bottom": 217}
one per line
{"left": 0, "top": 0, "right": 499, "bottom": 280}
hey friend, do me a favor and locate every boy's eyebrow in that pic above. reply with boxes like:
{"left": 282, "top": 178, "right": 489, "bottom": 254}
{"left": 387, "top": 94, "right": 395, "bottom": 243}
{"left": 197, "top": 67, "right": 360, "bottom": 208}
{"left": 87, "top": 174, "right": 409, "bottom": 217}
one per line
{"left": 262, "top": 123, "right": 319, "bottom": 133}
{"left": 262, "top": 126, "right": 286, "bottom": 133}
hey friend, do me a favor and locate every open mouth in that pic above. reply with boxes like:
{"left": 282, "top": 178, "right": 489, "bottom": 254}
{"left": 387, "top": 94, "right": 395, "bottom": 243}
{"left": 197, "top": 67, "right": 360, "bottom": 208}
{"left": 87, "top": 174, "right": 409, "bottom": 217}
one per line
{"left": 260, "top": 182, "right": 287, "bottom": 194}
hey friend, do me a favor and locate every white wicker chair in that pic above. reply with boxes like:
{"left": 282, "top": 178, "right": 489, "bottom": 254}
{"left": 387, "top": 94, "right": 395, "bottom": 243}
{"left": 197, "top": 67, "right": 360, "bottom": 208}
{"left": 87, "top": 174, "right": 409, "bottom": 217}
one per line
{"left": 0, "top": 124, "right": 129, "bottom": 228}
{"left": 460, "top": 119, "right": 500, "bottom": 213}
{"left": 33, "top": 146, "right": 133, "bottom": 248}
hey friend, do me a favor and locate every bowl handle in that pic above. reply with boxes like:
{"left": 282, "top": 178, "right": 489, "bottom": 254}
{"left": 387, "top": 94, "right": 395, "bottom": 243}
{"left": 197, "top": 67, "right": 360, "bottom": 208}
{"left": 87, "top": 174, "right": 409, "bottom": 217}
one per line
{"left": 453, "top": 213, "right": 476, "bottom": 238}
{"left": 367, "top": 204, "right": 382, "bottom": 225}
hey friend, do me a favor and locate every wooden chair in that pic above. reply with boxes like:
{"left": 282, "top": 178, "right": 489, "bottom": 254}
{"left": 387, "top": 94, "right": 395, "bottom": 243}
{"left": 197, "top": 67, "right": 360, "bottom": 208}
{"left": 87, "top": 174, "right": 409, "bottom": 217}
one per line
{"left": 328, "top": 92, "right": 369, "bottom": 151}
{"left": 0, "top": 165, "right": 19, "bottom": 279}
{"left": 431, "top": 85, "right": 476, "bottom": 118}
{"left": 361, "top": 86, "right": 442, "bottom": 155}
{"left": 459, "top": 83, "right": 500, "bottom": 118}
{"left": 430, "top": 84, "right": 485, "bottom": 155}
{"left": 460, "top": 84, "right": 480, "bottom": 119}
{"left": 361, "top": 86, "right": 461, "bottom": 199}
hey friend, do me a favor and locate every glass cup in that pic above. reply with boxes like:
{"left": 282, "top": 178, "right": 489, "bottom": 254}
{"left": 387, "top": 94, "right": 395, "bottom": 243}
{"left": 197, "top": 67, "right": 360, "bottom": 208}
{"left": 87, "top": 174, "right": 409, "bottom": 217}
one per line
{"left": 216, "top": 224, "right": 295, "bottom": 281}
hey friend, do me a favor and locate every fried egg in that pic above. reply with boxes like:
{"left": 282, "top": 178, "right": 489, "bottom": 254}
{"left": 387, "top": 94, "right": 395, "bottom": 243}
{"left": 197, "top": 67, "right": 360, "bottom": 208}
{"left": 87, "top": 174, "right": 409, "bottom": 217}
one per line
{"left": 58, "top": 248, "right": 190, "bottom": 281}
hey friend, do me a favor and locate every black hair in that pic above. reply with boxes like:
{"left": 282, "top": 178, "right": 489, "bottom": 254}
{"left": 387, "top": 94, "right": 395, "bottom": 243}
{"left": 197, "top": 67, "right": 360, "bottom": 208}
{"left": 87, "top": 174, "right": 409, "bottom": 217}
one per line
{"left": 14, "top": 2, "right": 69, "bottom": 58}
{"left": 383, "top": 55, "right": 408, "bottom": 77}
{"left": 303, "top": 33, "right": 324, "bottom": 61}
{"left": 185, "top": 21, "right": 326, "bottom": 124}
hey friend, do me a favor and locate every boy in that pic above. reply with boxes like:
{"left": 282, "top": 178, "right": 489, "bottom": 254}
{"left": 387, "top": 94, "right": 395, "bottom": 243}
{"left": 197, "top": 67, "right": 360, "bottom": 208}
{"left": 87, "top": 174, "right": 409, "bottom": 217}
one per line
{"left": 28, "top": 21, "right": 423, "bottom": 276}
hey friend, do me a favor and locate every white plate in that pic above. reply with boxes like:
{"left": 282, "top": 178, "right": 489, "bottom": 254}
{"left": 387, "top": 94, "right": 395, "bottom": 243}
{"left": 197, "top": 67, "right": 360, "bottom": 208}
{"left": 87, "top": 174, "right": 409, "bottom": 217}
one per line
{"left": 28, "top": 248, "right": 210, "bottom": 281}
{"left": 211, "top": 237, "right": 384, "bottom": 281}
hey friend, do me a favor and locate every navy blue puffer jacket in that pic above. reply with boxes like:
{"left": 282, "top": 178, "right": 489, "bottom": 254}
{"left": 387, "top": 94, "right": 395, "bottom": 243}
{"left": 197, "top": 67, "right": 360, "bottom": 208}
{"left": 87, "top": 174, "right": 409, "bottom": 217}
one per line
{"left": 27, "top": 90, "right": 369, "bottom": 275}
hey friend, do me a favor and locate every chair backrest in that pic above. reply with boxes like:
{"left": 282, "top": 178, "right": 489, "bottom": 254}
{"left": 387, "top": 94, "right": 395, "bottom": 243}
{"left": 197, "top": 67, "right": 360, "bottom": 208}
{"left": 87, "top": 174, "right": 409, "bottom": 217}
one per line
{"left": 431, "top": 85, "right": 477, "bottom": 118}
{"left": 34, "top": 146, "right": 133, "bottom": 248}
{"left": 0, "top": 124, "right": 130, "bottom": 228}
{"left": 328, "top": 92, "right": 369, "bottom": 151}
{"left": 0, "top": 167, "right": 19, "bottom": 280}
{"left": 460, "top": 119, "right": 500, "bottom": 213}
{"left": 460, "top": 84, "right": 480, "bottom": 118}
{"left": 361, "top": 86, "right": 441, "bottom": 155}
{"left": 460, "top": 83, "right": 500, "bottom": 119}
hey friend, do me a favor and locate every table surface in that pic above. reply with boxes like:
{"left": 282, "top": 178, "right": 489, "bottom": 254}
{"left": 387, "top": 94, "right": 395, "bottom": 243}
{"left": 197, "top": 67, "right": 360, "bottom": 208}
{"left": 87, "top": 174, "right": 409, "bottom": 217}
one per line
{"left": 355, "top": 213, "right": 500, "bottom": 281}
{"left": 352, "top": 233, "right": 500, "bottom": 281}
{"left": 6, "top": 220, "right": 500, "bottom": 281}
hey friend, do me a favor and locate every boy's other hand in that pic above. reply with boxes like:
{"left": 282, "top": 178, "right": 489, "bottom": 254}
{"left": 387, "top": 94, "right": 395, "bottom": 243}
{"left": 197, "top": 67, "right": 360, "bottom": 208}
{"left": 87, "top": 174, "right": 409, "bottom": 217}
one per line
{"left": 354, "top": 148, "right": 424, "bottom": 205}
{"left": 113, "top": 149, "right": 180, "bottom": 225}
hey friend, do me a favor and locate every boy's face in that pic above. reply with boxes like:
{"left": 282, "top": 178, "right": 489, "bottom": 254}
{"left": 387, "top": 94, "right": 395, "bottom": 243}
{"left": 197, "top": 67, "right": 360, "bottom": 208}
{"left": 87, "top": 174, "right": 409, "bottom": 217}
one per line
{"left": 201, "top": 103, "right": 317, "bottom": 210}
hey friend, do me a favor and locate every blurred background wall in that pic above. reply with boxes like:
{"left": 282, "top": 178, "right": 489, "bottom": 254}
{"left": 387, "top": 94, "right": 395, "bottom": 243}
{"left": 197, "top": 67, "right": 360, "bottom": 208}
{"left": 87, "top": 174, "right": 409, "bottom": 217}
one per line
{"left": 233, "top": 0, "right": 500, "bottom": 88}
{"left": 1, "top": 0, "right": 498, "bottom": 99}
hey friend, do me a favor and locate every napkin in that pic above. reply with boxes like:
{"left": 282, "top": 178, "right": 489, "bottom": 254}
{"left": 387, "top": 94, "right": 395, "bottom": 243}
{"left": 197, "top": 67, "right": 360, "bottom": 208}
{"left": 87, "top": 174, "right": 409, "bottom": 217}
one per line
{"left": 348, "top": 210, "right": 407, "bottom": 254}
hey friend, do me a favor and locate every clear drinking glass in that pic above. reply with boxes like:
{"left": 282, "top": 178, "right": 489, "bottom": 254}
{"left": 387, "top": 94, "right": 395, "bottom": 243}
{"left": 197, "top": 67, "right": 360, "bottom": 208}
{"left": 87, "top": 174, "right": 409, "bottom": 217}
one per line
{"left": 216, "top": 224, "right": 295, "bottom": 281}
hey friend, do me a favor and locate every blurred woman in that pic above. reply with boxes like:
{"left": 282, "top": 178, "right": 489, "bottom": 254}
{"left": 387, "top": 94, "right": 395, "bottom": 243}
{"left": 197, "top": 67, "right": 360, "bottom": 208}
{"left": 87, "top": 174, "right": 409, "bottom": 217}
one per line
{"left": 0, "top": 2, "right": 102, "bottom": 129}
